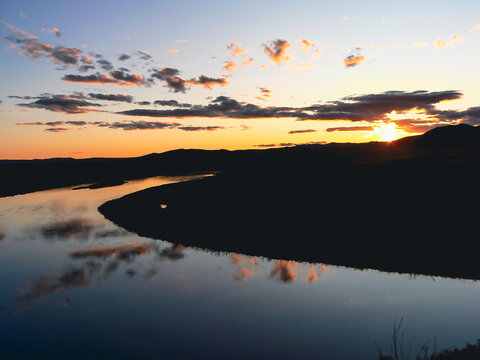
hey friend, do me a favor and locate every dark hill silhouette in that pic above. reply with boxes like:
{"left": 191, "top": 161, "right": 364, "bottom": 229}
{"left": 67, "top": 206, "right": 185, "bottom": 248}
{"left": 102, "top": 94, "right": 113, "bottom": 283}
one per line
{"left": 2, "top": 124, "right": 478, "bottom": 197}
{"left": 96, "top": 125, "right": 480, "bottom": 280}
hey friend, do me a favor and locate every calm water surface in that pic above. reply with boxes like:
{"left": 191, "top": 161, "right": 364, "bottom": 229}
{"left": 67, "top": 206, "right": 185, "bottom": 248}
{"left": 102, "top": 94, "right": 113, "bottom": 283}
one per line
{"left": 1, "top": 176, "right": 480, "bottom": 359}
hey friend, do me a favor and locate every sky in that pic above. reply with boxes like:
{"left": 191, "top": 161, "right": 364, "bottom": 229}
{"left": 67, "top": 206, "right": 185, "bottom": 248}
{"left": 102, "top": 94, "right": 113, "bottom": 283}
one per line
{"left": 0, "top": 0, "right": 479, "bottom": 159}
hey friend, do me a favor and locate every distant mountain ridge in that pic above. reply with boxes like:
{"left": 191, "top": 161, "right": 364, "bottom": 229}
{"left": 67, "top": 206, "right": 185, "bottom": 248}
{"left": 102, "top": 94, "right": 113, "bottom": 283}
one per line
{"left": 1, "top": 124, "right": 478, "bottom": 197}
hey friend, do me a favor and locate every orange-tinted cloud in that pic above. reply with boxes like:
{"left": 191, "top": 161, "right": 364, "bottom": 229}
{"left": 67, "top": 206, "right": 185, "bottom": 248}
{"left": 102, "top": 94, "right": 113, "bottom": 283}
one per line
{"left": 222, "top": 60, "right": 239, "bottom": 72}
{"left": 288, "top": 129, "right": 317, "bottom": 134}
{"left": 326, "top": 126, "right": 374, "bottom": 132}
{"left": 227, "top": 41, "right": 248, "bottom": 56}
{"left": 42, "top": 27, "right": 61, "bottom": 37}
{"left": 167, "top": 49, "right": 179, "bottom": 54}
{"left": 263, "top": 39, "right": 291, "bottom": 65}
{"left": 241, "top": 57, "right": 254, "bottom": 66}
{"left": 343, "top": 55, "right": 367, "bottom": 67}
{"left": 412, "top": 42, "right": 428, "bottom": 48}
{"left": 434, "top": 34, "right": 464, "bottom": 49}
{"left": 469, "top": 24, "right": 480, "bottom": 32}
{"left": 187, "top": 75, "right": 229, "bottom": 88}
{"left": 298, "top": 38, "right": 314, "bottom": 54}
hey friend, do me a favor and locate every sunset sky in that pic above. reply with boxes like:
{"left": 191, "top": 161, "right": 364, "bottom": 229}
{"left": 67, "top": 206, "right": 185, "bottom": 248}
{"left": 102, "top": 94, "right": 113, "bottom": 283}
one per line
{"left": 0, "top": 0, "right": 479, "bottom": 159}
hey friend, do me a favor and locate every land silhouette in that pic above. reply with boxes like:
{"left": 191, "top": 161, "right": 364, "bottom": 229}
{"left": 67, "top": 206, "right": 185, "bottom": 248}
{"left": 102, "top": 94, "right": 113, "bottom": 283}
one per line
{"left": 2, "top": 124, "right": 480, "bottom": 279}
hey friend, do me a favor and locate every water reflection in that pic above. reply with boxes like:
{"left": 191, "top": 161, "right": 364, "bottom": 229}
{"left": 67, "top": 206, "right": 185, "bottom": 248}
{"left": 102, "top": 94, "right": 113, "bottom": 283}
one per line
{"left": 1, "top": 176, "right": 480, "bottom": 359}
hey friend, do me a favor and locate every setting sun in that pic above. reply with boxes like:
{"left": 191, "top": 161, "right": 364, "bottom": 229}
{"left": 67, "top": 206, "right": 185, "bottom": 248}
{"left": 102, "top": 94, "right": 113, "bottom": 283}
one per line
{"left": 370, "top": 122, "right": 399, "bottom": 142}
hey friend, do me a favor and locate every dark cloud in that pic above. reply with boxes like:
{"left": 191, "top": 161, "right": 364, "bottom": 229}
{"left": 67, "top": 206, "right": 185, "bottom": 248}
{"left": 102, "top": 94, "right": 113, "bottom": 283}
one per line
{"left": 17, "top": 94, "right": 102, "bottom": 114}
{"left": 17, "top": 94, "right": 101, "bottom": 114}
{"left": 153, "top": 99, "right": 192, "bottom": 108}
{"left": 189, "top": 75, "right": 229, "bottom": 88}
{"left": 45, "top": 127, "right": 69, "bottom": 132}
{"left": 149, "top": 69, "right": 229, "bottom": 92}
{"left": 78, "top": 65, "right": 95, "bottom": 72}
{"left": 300, "top": 90, "right": 463, "bottom": 121}
{"left": 118, "top": 54, "right": 131, "bottom": 61}
{"left": 288, "top": 129, "right": 317, "bottom": 134}
{"left": 62, "top": 72, "right": 144, "bottom": 86}
{"left": 110, "top": 70, "right": 146, "bottom": 86}
{"left": 118, "top": 95, "right": 301, "bottom": 119}
{"left": 178, "top": 126, "right": 225, "bottom": 131}
{"left": 100, "top": 121, "right": 181, "bottom": 130}
{"left": 4, "top": 26, "right": 82, "bottom": 66}
{"left": 255, "top": 141, "right": 325, "bottom": 148}
{"left": 62, "top": 73, "right": 123, "bottom": 85}
{"left": 97, "top": 59, "right": 114, "bottom": 71}
{"left": 88, "top": 93, "right": 134, "bottom": 103}
{"left": 326, "top": 126, "right": 374, "bottom": 132}
{"left": 66, "top": 121, "right": 88, "bottom": 126}
{"left": 135, "top": 101, "right": 151, "bottom": 106}
{"left": 137, "top": 50, "right": 152, "bottom": 60}
{"left": 150, "top": 68, "right": 187, "bottom": 92}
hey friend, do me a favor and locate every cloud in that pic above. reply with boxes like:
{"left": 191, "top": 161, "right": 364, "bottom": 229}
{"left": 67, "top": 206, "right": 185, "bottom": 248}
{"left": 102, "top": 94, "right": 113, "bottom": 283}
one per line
{"left": 118, "top": 53, "right": 131, "bottom": 61}
{"left": 178, "top": 126, "right": 225, "bottom": 131}
{"left": 99, "top": 120, "right": 181, "bottom": 130}
{"left": 135, "top": 101, "right": 151, "bottom": 106}
{"left": 288, "top": 129, "right": 317, "bottom": 134}
{"left": 153, "top": 99, "right": 192, "bottom": 108}
{"left": 188, "top": 75, "right": 229, "bottom": 88}
{"left": 343, "top": 54, "right": 368, "bottom": 68}
{"left": 42, "top": 27, "right": 61, "bottom": 37}
{"left": 167, "top": 49, "right": 179, "bottom": 54}
{"left": 326, "top": 126, "right": 374, "bottom": 132}
{"left": 81, "top": 56, "right": 94, "bottom": 64}
{"left": 222, "top": 60, "right": 239, "bottom": 72}
{"left": 110, "top": 70, "right": 145, "bottom": 86}
{"left": 254, "top": 141, "right": 325, "bottom": 148}
{"left": 150, "top": 68, "right": 188, "bottom": 92}
{"left": 88, "top": 93, "right": 133, "bottom": 103}
{"left": 17, "top": 94, "right": 102, "bottom": 114}
{"left": 63, "top": 71, "right": 145, "bottom": 86}
{"left": 412, "top": 42, "right": 428, "bottom": 48}
{"left": 300, "top": 90, "right": 462, "bottom": 121}
{"left": 298, "top": 38, "right": 314, "bottom": 54}
{"left": 176, "top": 39, "right": 187, "bottom": 43}
{"left": 469, "top": 24, "right": 480, "bottom": 32}
{"left": 97, "top": 59, "right": 114, "bottom": 71}
{"left": 137, "top": 50, "right": 152, "bottom": 60}
{"left": 263, "top": 39, "right": 291, "bottom": 65}
{"left": 45, "top": 127, "right": 69, "bottom": 132}
{"left": 227, "top": 41, "right": 248, "bottom": 56}
{"left": 434, "top": 34, "right": 464, "bottom": 48}
{"left": 241, "top": 57, "right": 254, "bottom": 66}
{"left": 19, "top": 12, "right": 26, "bottom": 18}
{"left": 3, "top": 25, "right": 81, "bottom": 66}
